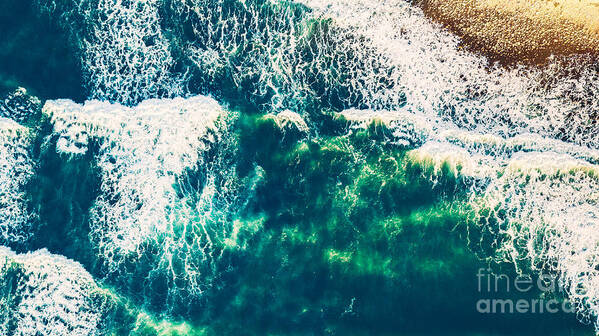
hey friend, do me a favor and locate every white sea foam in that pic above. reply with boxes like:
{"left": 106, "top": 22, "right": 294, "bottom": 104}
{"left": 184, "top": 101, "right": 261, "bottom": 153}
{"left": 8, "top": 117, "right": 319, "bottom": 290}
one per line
{"left": 37, "top": 0, "right": 186, "bottom": 105}
{"left": 339, "top": 109, "right": 433, "bottom": 148}
{"left": 0, "top": 119, "right": 34, "bottom": 245}
{"left": 0, "top": 247, "right": 107, "bottom": 336}
{"left": 478, "top": 152, "right": 599, "bottom": 324}
{"left": 264, "top": 110, "right": 310, "bottom": 137}
{"left": 44, "top": 95, "right": 262, "bottom": 306}
{"left": 298, "top": 0, "right": 599, "bottom": 149}
{"left": 0, "top": 88, "right": 41, "bottom": 123}
{"left": 162, "top": 0, "right": 406, "bottom": 112}
{"left": 293, "top": 0, "right": 599, "bottom": 326}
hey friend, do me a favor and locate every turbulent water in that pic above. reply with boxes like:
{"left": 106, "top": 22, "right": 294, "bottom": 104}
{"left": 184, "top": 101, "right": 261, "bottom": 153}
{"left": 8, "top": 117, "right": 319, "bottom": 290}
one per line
{"left": 1, "top": 0, "right": 599, "bottom": 335}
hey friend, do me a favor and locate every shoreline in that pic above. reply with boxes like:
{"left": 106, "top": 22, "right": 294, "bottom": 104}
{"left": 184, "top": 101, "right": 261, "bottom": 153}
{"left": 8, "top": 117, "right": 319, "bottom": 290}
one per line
{"left": 416, "top": 0, "right": 599, "bottom": 65}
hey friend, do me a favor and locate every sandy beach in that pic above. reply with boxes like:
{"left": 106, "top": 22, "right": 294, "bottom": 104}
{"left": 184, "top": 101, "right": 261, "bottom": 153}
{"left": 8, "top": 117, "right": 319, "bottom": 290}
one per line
{"left": 418, "top": 0, "right": 599, "bottom": 64}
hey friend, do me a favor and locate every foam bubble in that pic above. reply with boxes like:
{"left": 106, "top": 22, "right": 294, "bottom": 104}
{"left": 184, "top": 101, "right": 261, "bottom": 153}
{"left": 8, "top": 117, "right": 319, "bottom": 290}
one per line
{"left": 0, "top": 88, "right": 41, "bottom": 124}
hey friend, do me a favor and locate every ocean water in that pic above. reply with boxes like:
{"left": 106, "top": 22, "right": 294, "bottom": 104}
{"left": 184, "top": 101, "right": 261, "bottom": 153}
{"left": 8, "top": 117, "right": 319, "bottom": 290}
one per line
{"left": 0, "top": 0, "right": 598, "bottom": 335}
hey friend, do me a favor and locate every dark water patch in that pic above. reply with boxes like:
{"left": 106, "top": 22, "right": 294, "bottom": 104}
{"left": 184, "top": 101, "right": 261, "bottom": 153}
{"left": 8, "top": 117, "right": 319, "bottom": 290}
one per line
{"left": 23, "top": 118, "right": 101, "bottom": 268}
{"left": 0, "top": 0, "right": 84, "bottom": 101}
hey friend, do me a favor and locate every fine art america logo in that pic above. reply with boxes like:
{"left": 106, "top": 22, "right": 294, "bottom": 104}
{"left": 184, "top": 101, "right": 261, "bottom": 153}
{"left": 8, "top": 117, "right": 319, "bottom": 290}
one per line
{"left": 476, "top": 268, "right": 574, "bottom": 314}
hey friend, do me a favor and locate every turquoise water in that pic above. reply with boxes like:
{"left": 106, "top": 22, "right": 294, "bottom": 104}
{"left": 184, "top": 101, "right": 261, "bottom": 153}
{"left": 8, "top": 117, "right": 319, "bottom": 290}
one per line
{"left": 0, "top": 0, "right": 598, "bottom": 335}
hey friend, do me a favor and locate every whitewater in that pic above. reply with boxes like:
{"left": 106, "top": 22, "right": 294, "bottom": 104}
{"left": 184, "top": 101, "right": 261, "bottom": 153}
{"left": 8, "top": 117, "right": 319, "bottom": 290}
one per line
{"left": 301, "top": 0, "right": 599, "bottom": 327}
{"left": 1, "top": 0, "right": 599, "bottom": 334}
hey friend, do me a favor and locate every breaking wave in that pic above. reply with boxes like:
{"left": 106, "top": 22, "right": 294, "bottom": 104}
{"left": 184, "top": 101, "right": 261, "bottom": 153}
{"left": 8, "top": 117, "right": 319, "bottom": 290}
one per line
{"left": 0, "top": 111, "right": 35, "bottom": 245}
{"left": 35, "top": 0, "right": 599, "bottom": 149}
{"left": 43, "top": 96, "right": 263, "bottom": 312}
{"left": 2, "top": 0, "right": 599, "bottom": 334}
{"left": 297, "top": 0, "right": 599, "bottom": 327}
{"left": 0, "top": 247, "right": 107, "bottom": 335}
{"left": 341, "top": 107, "right": 599, "bottom": 327}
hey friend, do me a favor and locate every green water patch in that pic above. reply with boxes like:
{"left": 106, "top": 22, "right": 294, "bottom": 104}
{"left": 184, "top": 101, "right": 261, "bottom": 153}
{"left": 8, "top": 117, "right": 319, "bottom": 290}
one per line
{"left": 2, "top": 101, "right": 593, "bottom": 335}
{"left": 67, "top": 112, "right": 588, "bottom": 335}
{"left": 230, "top": 115, "right": 473, "bottom": 333}
{"left": 0, "top": 0, "right": 84, "bottom": 101}
{"left": 26, "top": 145, "right": 101, "bottom": 266}
{"left": 195, "top": 114, "right": 591, "bottom": 335}
{"left": 0, "top": 259, "right": 25, "bottom": 333}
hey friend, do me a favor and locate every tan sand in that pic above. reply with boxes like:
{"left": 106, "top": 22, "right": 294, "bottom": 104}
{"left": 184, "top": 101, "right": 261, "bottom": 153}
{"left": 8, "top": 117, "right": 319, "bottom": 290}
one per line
{"left": 417, "top": 0, "right": 599, "bottom": 64}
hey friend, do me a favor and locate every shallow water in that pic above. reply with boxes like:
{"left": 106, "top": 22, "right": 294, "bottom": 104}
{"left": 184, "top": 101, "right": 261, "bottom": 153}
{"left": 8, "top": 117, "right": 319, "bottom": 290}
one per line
{"left": 1, "top": 0, "right": 598, "bottom": 335}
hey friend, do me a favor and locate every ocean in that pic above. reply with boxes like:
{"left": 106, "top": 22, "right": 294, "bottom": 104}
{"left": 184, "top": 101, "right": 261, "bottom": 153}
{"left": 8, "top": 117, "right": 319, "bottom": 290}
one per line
{"left": 0, "top": 0, "right": 597, "bottom": 335}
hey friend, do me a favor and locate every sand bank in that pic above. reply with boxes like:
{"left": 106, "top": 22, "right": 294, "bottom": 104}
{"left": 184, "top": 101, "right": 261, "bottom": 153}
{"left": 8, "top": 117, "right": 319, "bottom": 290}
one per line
{"left": 418, "top": 0, "right": 599, "bottom": 64}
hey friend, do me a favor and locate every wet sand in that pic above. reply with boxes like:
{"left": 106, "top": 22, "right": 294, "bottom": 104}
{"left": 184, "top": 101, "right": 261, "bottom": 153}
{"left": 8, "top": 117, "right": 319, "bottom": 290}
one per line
{"left": 417, "top": 0, "right": 599, "bottom": 64}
